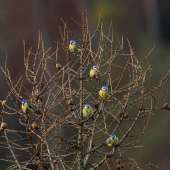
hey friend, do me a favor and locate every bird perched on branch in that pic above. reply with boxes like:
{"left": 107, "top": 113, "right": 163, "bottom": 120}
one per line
{"left": 106, "top": 133, "right": 119, "bottom": 147}
{"left": 83, "top": 104, "right": 94, "bottom": 118}
{"left": 90, "top": 65, "right": 99, "bottom": 78}
{"left": 99, "top": 86, "right": 111, "bottom": 99}
{"left": 69, "top": 40, "right": 82, "bottom": 53}
{"left": 21, "top": 99, "right": 41, "bottom": 114}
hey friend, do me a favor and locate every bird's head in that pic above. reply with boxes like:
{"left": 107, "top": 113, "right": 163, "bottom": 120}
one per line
{"left": 91, "top": 65, "right": 98, "bottom": 70}
{"left": 22, "top": 99, "right": 28, "bottom": 106}
{"left": 70, "top": 40, "right": 76, "bottom": 45}
{"left": 110, "top": 133, "right": 117, "bottom": 140}
{"left": 101, "top": 86, "right": 108, "bottom": 91}
{"left": 84, "top": 104, "right": 91, "bottom": 109}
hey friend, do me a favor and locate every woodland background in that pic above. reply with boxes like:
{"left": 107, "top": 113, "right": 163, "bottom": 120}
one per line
{"left": 0, "top": 1, "right": 170, "bottom": 169}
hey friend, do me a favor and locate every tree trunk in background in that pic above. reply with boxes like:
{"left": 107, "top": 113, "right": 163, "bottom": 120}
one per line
{"left": 143, "top": 0, "right": 161, "bottom": 41}
{"left": 33, "top": 0, "right": 51, "bottom": 46}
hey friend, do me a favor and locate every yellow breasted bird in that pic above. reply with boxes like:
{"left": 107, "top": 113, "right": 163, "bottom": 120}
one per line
{"left": 99, "top": 86, "right": 111, "bottom": 99}
{"left": 21, "top": 99, "right": 41, "bottom": 114}
{"left": 106, "top": 133, "right": 119, "bottom": 147}
{"left": 90, "top": 65, "right": 99, "bottom": 78}
{"left": 69, "top": 40, "right": 82, "bottom": 53}
{"left": 83, "top": 104, "right": 93, "bottom": 118}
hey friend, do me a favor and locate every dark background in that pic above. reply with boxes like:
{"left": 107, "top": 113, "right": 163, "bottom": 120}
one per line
{"left": 0, "top": 1, "right": 170, "bottom": 169}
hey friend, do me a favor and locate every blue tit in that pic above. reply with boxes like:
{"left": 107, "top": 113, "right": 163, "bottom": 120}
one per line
{"left": 99, "top": 86, "right": 111, "bottom": 99}
{"left": 21, "top": 99, "right": 41, "bottom": 114}
{"left": 69, "top": 40, "right": 82, "bottom": 53}
{"left": 90, "top": 65, "right": 99, "bottom": 78}
{"left": 106, "top": 133, "right": 119, "bottom": 147}
{"left": 83, "top": 104, "right": 94, "bottom": 118}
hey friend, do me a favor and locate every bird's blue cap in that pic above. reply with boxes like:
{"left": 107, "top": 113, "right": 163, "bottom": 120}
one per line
{"left": 22, "top": 99, "right": 28, "bottom": 105}
{"left": 92, "top": 65, "right": 97, "bottom": 67}
{"left": 91, "top": 65, "right": 98, "bottom": 69}
{"left": 84, "top": 104, "right": 91, "bottom": 108}
{"left": 70, "top": 40, "right": 76, "bottom": 45}
{"left": 101, "top": 86, "right": 107, "bottom": 90}
{"left": 111, "top": 133, "right": 117, "bottom": 139}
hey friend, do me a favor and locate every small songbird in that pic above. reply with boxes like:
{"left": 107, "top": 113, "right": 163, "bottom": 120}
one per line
{"left": 90, "top": 65, "right": 99, "bottom": 78}
{"left": 21, "top": 99, "right": 41, "bottom": 114}
{"left": 83, "top": 104, "right": 94, "bottom": 118}
{"left": 106, "top": 133, "right": 119, "bottom": 147}
{"left": 99, "top": 86, "right": 111, "bottom": 99}
{"left": 69, "top": 40, "right": 82, "bottom": 53}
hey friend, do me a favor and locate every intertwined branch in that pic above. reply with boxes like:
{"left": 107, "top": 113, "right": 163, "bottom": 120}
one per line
{"left": 0, "top": 10, "right": 168, "bottom": 170}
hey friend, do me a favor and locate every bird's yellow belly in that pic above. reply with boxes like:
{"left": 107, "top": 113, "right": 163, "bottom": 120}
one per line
{"left": 22, "top": 105, "right": 28, "bottom": 113}
{"left": 21, "top": 105, "right": 34, "bottom": 114}
{"left": 108, "top": 138, "right": 119, "bottom": 147}
{"left": 83, "top": 108, "right": 93, "bottom": 117}
{"left": 99, "top": 90, "right": 110, "bottom": 99}
{"left": 69, "top": 45, "right": 81, "bottom": 53}
{"left": 90, "top": 70, "right": 99, "bottom": 77}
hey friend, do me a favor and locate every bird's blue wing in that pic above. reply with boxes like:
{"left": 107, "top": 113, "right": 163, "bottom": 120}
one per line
{"left": 28, "top": 103, "right": 37, "bottom": 111}
{"left": 28, "top": 103, "right": 42, "bottom": 114}
{"left": 108, "top": 90, "right": 111, "bottom": 95}
{"left": 75, "top": 43, "right": 81, "bottom": 49}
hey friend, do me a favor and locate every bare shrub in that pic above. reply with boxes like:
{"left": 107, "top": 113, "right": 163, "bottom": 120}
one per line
{"left": 0, "top": 10, "right": 167, "bottom": 170}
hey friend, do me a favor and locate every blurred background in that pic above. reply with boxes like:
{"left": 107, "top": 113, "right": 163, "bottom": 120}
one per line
{"left": 0, "top": 0, "right": 170, "bottom": 169}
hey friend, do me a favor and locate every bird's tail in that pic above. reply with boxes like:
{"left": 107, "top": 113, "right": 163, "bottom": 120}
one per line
{"left": 35, "top": 110, "right": 42, "bottom": 114}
